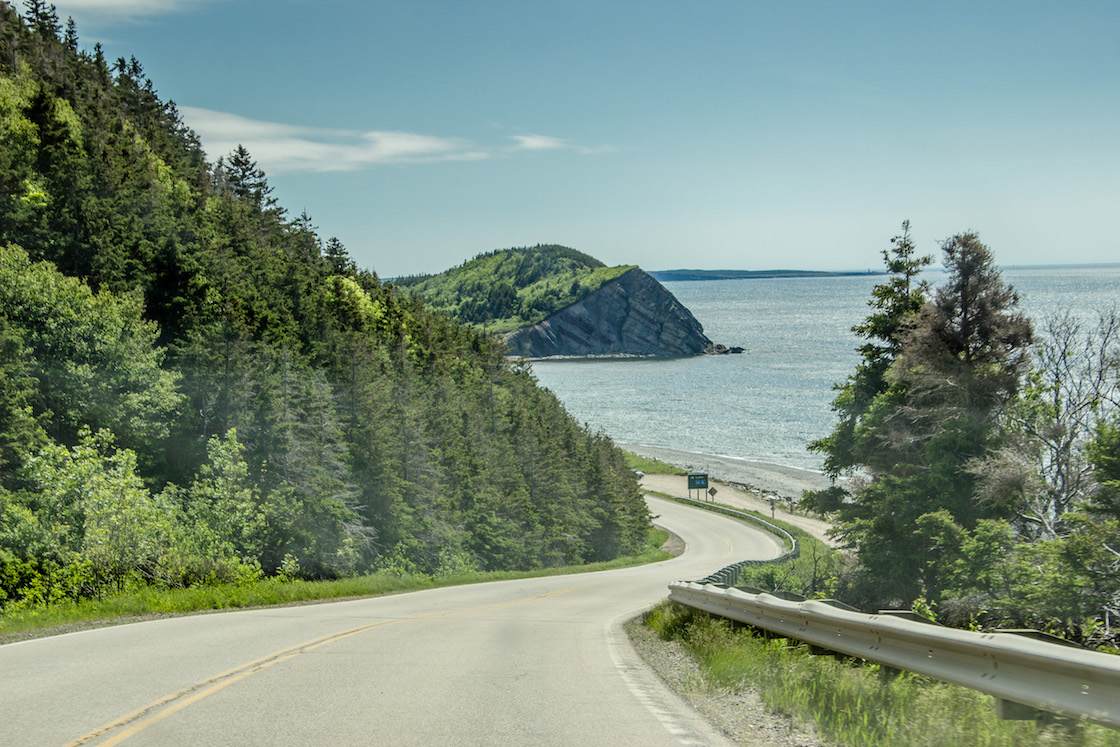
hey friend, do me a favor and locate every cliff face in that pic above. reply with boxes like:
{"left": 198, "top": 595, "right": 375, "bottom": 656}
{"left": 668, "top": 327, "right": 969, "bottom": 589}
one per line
{"left": 503, "top": 268, "right": 711, "bottom": 357}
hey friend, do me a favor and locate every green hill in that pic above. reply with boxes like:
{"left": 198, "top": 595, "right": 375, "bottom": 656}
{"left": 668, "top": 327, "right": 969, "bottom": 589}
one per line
{"left": 0, "top": 3, "right": 650, "bottom": 607}
{"left": 396, "top": 245, "right": 636, "bottom": 334}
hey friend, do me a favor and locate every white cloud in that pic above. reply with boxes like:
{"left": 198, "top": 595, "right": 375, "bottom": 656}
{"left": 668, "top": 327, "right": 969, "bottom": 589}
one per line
{"left": 510, "top": 134, "right": 570, "bottom": 151}
{"left": 43, "top": 0, "right": 215, "bottom": 19}
{"left": 180, "top": 107, "right": 612, "bottom": 174}
{"left": 180, "top": 107, "right": 488, "bottom": 173}
{"left": 509, "top": 134, "right": 618, "bottom": 156}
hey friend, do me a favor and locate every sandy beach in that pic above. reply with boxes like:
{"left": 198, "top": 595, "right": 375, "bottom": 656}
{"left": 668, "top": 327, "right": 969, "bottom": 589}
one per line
{"left": 622, "top": 443, "right": 839, "bottom": 547}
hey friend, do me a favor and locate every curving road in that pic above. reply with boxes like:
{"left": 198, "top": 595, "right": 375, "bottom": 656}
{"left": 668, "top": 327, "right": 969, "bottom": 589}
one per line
{"left": 1, "top": 496, "right": 783, "bottom": 745}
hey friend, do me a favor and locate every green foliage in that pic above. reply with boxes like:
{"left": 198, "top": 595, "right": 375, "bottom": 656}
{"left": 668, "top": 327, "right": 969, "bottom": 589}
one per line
{"left": 807, "top": 227, "right": 1120, "bottom": 640}
{"left": 1, "top": 527, "right": 672, "bottom": 640}
{"left": 0, "top": 313, "right": 46, "bottom": 479}
{"left": 175, "top": 429, "right": 268, "bottom": 563}
{"left": 621, "top": 450, "right": 689, "bottom": 476}
{"left": 398, "top": 244, "right": 636, "bottom": 333}
{"left": 1086, "top": 418, "right": 1120, "bottom": 522}
{"left": 0, "top": 244, "right": 183, "bottom": 468}
{"left": 736, "top": 531, "right": 849, "bottom": 600}
{"left": 1000, "top": 310, "right": 1120, "bottom": 540}
{"left": 920, "top": 513, "right": 1118, "bottom": 639}
{"left": 16, "top": 428, "right": 174, "bottom": 600}
{"left": 0, "top": 9, "right": 651, "bottom": 612}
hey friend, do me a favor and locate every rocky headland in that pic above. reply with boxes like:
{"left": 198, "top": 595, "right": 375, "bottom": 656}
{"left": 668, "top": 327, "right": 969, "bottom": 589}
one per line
{"left": 503, "top": 268, "right": 716, "bottom": 358}
{"left": 396, "top": 245, "right": 735, "bottom": 359}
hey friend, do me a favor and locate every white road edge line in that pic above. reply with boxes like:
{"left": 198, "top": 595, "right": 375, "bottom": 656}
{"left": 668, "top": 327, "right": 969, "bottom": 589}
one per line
{"left": 604, "top": 608, "right": 733, "bottom": 746}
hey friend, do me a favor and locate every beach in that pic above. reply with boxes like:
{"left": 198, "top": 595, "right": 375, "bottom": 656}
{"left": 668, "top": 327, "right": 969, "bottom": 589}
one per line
{"left": 622, "top": 443, "right": 839, "bottom": 547}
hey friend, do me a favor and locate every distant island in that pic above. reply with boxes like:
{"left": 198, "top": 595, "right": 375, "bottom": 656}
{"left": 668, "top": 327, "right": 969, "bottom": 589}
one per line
{"left": 397, "top": 246, "right": 725, "bottom": 358}
{"left": 649, "top": 269, "right": 883, "bottom": 282}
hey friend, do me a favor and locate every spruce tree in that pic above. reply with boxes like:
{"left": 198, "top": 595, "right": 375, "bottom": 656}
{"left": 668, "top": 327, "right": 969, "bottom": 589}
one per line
{"left": 804, "top": 221, "right": 931, "bottom": 509}
{"left": 810, "top": 231, "right": 1033, "bottom": 607}
{"left": 23, "top": 0, "right": 60, "bottom": 41}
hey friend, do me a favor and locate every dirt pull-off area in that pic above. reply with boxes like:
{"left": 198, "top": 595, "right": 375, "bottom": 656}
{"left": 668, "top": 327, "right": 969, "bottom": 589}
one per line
{"left": 628, "top": 445, "right": 838, "bottom": 547}
{"left": 641, "top": 472, "right": 836, "bottom": 548}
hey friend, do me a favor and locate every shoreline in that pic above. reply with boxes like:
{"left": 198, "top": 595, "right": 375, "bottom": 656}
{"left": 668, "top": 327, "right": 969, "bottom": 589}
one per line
{"left": 619, "top": 443, "right": 837, "bottom": 500}
{"left": 624, "top": 443, "right": 839, "bottom": 547}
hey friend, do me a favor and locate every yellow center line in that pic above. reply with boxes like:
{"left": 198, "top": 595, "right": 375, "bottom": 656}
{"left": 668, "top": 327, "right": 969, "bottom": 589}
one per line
{"left": 682, "top": 531, "right": 735, "bottom": 574}
{"left": 69, "top": 580, "right": 605, "bottom": 745}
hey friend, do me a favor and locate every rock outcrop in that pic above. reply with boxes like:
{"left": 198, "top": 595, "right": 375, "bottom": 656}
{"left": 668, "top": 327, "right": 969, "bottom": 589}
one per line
{"left": 503, "top": 268, "right": 712, "bottom": 357}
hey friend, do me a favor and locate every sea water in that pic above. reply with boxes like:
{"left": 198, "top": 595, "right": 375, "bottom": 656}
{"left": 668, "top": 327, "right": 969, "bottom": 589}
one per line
{"left": 529, "top": 265, "right": 1120, "bottom": 471}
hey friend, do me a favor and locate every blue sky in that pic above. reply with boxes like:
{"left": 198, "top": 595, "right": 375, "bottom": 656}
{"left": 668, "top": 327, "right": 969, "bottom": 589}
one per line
{"left": 27, "top": 0, "right": 1120, "bottom": 278}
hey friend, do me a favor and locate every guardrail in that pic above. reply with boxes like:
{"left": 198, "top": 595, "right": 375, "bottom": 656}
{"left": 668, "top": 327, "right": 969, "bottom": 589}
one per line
{"left": 667, "top": 491, "right": 1120, "bottom": 728}
{"left": 668, "top": 581, "right": 1120, "bottom": 729}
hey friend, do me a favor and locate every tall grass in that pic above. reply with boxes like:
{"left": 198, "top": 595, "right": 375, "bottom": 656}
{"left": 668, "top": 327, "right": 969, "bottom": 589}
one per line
{"left": 645, "top": 601, "right": 1120, "bottom": 747}
{"left": 1, "top": 530, "right": 671, "bottom": 642}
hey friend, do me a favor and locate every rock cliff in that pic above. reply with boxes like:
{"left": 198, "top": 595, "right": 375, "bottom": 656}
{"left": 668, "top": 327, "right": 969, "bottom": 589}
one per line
{"left": 503, "top": 268, "right": 712, "bottom": 357}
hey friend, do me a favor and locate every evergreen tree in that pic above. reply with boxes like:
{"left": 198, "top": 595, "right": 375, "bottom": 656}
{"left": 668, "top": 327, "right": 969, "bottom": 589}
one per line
{"left": 22, "top": 0, "right": 59, "bottom": 41}
{"left": 224, "top": 144, "right": 275, "bottom": 213}
{"left": 323, "top": 237, "right": 355, "bottom": 275}
{"left": 804, "top": 222, "right": 931, "bottom": 511}
{"left": 813, "top": 231, "right": 1033, "bottom": 607}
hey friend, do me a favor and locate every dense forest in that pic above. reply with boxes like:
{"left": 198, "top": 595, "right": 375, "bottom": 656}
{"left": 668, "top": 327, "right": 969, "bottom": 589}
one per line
{"left": 395, "top": 245, "right": 636, "bottom": 334}
{"left": 804, "top": 222, "right": 1120, "bottom": 646}
{"left": 0, "top": 3, "right": 650, "bottom": 610}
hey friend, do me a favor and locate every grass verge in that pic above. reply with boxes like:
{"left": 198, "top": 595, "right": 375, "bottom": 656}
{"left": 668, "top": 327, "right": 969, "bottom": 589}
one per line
{"left": 1, "top": 529, "right": 670, "bottom": 644}
{"left": 643, "top": 601, "right": 1120, "bottom": 747}
{"left": 623, "top": 449, "right": 689, "bottom": 476}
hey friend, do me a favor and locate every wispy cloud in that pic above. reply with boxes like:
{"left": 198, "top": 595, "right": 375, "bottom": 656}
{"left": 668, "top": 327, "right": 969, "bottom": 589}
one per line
{"left": 181, "top": 107, "right": 612, "bottom": 174}
{"left": 42, "top": 0, "right": 217, "bottom": 19}
{"left": 509, "top": 134, "right": 618, "bottom": 156}
{"left": 510, "top": 134, "right": 570, "bottom": 151}
{"left": 180, "top": 107, "right": 489, "bottom": 173}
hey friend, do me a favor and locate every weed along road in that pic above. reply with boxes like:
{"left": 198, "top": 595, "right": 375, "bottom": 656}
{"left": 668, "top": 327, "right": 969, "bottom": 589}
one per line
{"left": 1, "top": 496, "right": 783, "bottom": 745}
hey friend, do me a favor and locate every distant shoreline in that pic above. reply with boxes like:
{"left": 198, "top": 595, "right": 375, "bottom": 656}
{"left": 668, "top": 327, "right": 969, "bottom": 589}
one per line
{"left": 648, "top": 263, "right": 1120, "bottom": 283}
{"left": 649, "top": 269, "right": 883, "bottom": 282}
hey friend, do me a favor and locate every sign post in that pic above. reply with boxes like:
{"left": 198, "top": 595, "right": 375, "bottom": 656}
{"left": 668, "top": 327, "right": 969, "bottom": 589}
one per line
{"left": 687, "top": 473, "right": 709, "bottom": 501}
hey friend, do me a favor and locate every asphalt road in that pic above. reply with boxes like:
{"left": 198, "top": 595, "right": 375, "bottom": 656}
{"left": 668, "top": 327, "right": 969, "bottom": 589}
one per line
{"left": 1, "top": 496, "right": 784, "bottom": 746}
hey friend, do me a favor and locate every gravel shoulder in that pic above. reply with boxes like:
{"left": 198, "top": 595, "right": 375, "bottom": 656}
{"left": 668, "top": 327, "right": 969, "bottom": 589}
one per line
{"left": 626, "top": 618, "right": 828, "bottom": 746}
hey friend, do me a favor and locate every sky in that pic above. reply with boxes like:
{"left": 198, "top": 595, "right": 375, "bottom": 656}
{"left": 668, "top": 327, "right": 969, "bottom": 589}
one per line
{"left": 23, "top": 0, "right": 1120, "bottom": 278}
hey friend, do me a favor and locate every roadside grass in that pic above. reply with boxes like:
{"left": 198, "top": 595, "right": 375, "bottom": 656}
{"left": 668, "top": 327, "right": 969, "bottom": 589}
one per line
{"left": 623, "top": 450, "right": 689, "bottom": 476}
{"left": 0, "top": 529, "right": 670, "bottom": 644}
{"left": 644, "top": 601, "right": 1120, "bottom": 747}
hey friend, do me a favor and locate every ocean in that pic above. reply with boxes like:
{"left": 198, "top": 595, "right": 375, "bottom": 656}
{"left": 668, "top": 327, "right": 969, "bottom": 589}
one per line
{"left": 529, "top": 265, "right": 1120, "bottom": 472}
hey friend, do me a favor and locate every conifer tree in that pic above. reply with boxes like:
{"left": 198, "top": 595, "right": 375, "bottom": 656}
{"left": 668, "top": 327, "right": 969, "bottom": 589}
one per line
{"left": 225, "top": 144, "right": 275, "bottom": 212}
{"left": 23, "top": 0, "right": 59, "bottom": 41}
{"left": 804, "top": 221, "right": 931, "bottom": 509}
{"left": 810, "top": 231, "right": 1033, "bottom": 606}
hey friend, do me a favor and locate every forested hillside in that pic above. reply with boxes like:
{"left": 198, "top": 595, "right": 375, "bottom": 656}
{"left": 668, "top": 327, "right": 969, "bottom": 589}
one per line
{"left": 0, "top": 3, "right": 650, "bottom": 610}
{"left": 396, "top": 245, "right": 636, "bottom": 334}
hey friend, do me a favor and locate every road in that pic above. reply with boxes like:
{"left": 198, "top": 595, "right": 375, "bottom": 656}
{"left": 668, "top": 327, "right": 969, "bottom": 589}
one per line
{"left": 1, "top": 496, "right": 784, "bottom": 746}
